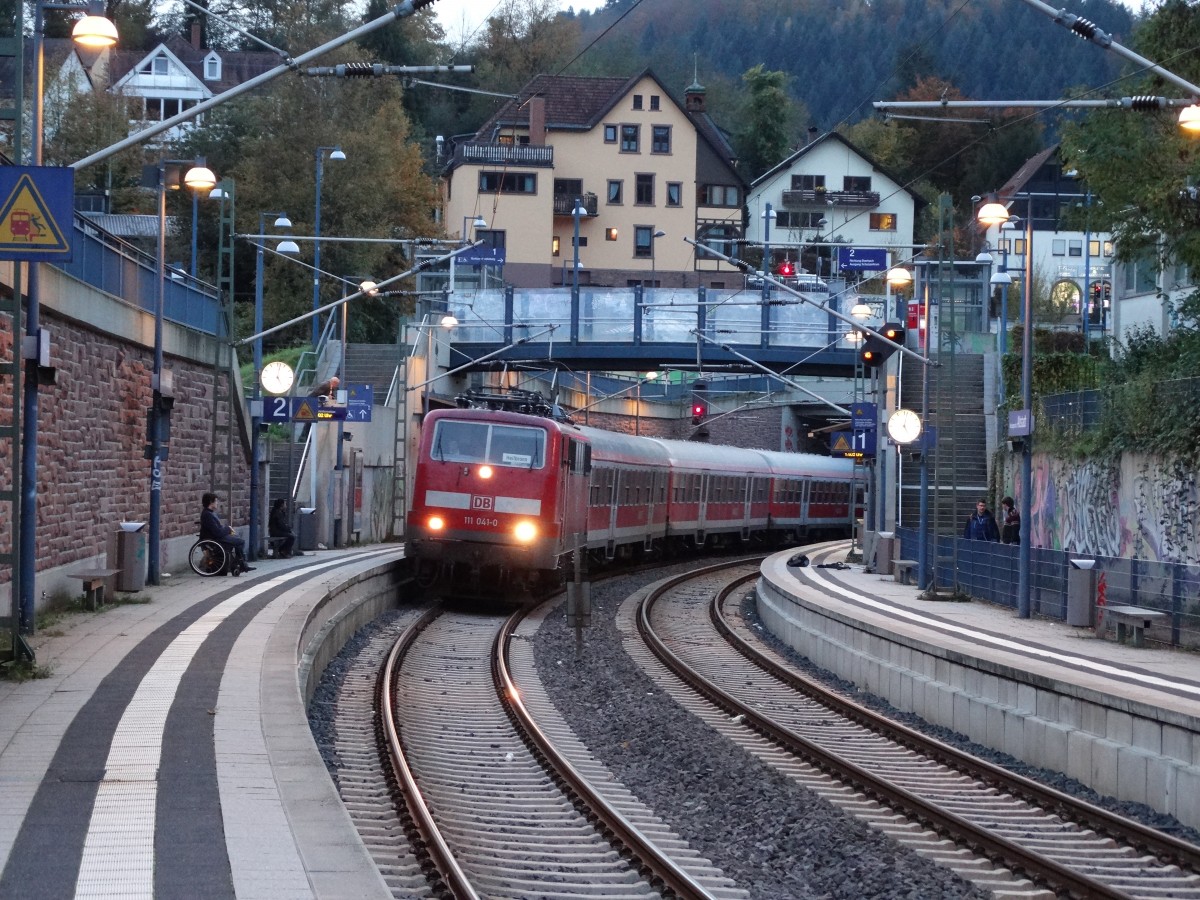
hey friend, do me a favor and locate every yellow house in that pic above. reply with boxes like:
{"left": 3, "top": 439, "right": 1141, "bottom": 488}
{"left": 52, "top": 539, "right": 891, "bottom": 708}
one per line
{"left": 441, "top": 70, "right": 746, "bottom": 289}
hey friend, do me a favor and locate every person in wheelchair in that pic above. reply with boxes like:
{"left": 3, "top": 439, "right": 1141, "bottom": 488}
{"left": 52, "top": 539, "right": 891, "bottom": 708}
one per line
{"left": 200, "top": 492, "right": 254, "bottom": 575}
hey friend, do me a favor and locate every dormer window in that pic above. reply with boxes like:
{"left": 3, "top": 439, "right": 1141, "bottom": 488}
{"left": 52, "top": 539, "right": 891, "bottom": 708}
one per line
{"left": 203, "top": 52, "right": 221, "bottom": 81}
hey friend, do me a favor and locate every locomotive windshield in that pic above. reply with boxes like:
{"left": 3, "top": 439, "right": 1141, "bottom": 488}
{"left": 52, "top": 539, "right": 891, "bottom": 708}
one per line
{"left": 432, "top": 419, "right": 546, "bottom": 469}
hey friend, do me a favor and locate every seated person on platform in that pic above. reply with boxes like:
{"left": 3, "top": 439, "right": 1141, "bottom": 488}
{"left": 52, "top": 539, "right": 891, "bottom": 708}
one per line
{"left": 268, "top": 498, "right": 303, "bottom": 558}
{"left": 200, "top": 492, "right": 254, "bottom": 575}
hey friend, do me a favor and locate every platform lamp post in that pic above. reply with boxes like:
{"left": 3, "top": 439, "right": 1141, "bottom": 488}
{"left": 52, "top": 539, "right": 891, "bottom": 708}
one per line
{"left": 332, "top": 277, "right": 378, "bottom": 547}
{"left": 849, "top": 298, "right": 878, "bottom": 532}
{"left": 886, "top": 265, "right": 925, "bottom": 581}
{"left": 146, "top": 158, "right": 216, "bottom": 586}
{"left": 572, "top": 198, "right": 587, "bottom": 295}
{"left": 249, "top": 212, "right": 300, "bottom": 561}
{"left": 312, "top": 146, "right": 346, "bottom": 346}
{"left": 990, "top": 228, "right": 1016, "bottom": 405}
{"left": 978, "top": 197, "right": 1033, "bottom": 619}
{"left": 15, "top": 0, "right": 116, "bottom": 638}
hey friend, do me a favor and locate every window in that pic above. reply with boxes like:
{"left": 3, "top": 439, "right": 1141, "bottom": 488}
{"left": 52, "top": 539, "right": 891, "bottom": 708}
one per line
{"left": 554, "top": 178, "right": 583, "bottom": 198}
{"left": 1089, "top": 239, "right": 1101, "bottom": 257}
{"left": 635, "top": 226, "right": 653, "bottom": 258}
{"left": 701, "top": 184, "right": 739, "bottom": 206}
{"left": 1069, "top": 240, "right": 1082, "bottom": 257}
{"left": 843, "top": 175, "right": 872, "bottom": 192}
{"left": 607, "top": 180, "right": 623, "bottom": 204}
{"left": 650, "top": 95, "right": 660, "bottom": 110}
{"left": 869, "top": 213, "right": 896, "bottom": 232}
{"left": 479, "top": 171, "right": 536, "bottom": 194}
{"left": 1103, "top": 241, "right": 1114, "bottom": 256}
{"left": 775, "top": 211, "right": 800, "bottom": 228}
{"left": 621, "top": 125, "right": 640, "bottom": 152}
{"left": 204, "top": 54, "right": 220, "bottom": 80}
{"left": 651, "top": 125, "right": 671, "bottom": 153}
{"left": 632, "top": 94, "right": 643, "bottom": 110}
{"left": 140, "top": 55, "right": 170, "bottom": 75}
{"left": 635, "top": 173, "right": 654, "bottom": 205}
{"left": 790, "top": 174, "right": 825, "bottom": 190}
{"left": 697, "top": 222, "right": 739, "bottom": 259}
{"left": 1052, "top": 239, "right": 1066, "bottom": 256}
{"left": 552, "top": 236, "right": 560, "bottom": 257}
{"left": 606, "top": 228, "right": 619, "bottom": 241}
{"left": 666, "top": 182, "right": 681, "bottom": 207}
{"left": 475, "top": 229, "right": 506, "bottom": 253}
{"left": 431, "top": 421, "right": 545, "bottom": 469}
{"left": 604, "top": 124, "right": 617, "bottom": 143}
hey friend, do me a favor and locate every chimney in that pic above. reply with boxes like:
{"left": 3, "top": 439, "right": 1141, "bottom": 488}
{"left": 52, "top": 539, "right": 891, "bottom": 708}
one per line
{"left": 528, "top": 96, "right": 546, "bottom": 145}
{"left": 807, "top": 126, "right": 819, "bottom": 145}
{"left": 191, "top": 22, "right": 201, "bottom": 50}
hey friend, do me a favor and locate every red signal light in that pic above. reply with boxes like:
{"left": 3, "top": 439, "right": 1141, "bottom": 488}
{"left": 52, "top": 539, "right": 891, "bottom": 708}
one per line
{"left": 691, "top": 402, "right": 707, "bottom": 425}
{"left": 777, "top": 260, "right": 795, "bottom": 277}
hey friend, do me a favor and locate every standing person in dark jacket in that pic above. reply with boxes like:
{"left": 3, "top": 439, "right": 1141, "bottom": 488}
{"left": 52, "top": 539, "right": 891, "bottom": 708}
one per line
{"left": 1000, "top": 496, "right": 1021, "bottom": 544}
{"left": 200, "top": 492, "right": 253, "bottom": 575}
{"left": 269, "top": 498, "right": 303, "bottom": 558}
{"left": 963, "top": 499, "right": 1001, "bottom": 542}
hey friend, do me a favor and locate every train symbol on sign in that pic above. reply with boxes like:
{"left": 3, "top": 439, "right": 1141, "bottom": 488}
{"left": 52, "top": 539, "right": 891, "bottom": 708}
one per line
{"left": 472, "top": 496, "right": 494, "bottom": 510}
{"left": 9, "top": 210, "right": 46, "bottom": 242}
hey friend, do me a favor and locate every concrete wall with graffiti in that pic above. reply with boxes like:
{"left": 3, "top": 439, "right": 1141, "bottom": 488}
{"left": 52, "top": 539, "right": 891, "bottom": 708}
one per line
{"left": 999, "top": 453, "right": 1199, "bottom": 565}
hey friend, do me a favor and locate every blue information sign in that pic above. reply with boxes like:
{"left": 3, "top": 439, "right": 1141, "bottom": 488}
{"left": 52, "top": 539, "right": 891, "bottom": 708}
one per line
{"left": 456, "top": 246, "right": 506, "bottom": 266}
{"left": 830, "top": 430, "right": 877, "bottom": 459}
{"left": 851, "top": 402, "right": 877, "bottom": 431}
{"left": 345, "top": 383, "right": 373, "bottom": 422}
{"left": 837, "top": 247, "right": 887, "bottom": 272}
{"left": 262, "top": 395, "right": 292, "bottom": 423}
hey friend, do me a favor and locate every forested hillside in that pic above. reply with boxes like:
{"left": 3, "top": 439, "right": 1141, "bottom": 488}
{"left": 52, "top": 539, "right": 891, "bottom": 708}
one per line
{"left": 566, "top": 0, "right": 1135, "bottom": 130}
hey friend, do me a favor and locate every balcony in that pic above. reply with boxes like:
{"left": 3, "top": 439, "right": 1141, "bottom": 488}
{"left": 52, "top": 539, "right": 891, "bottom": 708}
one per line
{"left": 454, "top": 143, "right": 554, "bottom": 167}
{"left": 553, "top": 193, "right": 599, "bottom": 217}
{"left": 781, "top": 188, "right": 880, "bottom": 208}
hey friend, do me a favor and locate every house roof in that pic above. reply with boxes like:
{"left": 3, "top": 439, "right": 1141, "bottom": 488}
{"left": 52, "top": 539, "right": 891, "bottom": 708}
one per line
{"left": 81, "top": 212, "right": 175, "bottom": 239}
{"left": 997, "top": 144, "right": 1059, "bottom": 199}
{"left": 468, "top": 69, "right": 740, "bottom": 176}
{"left": 751, "top": 131, "right": 924, "bottom": 206}
{"left": 105, "top": 35, "right": 279, "bottom": 94}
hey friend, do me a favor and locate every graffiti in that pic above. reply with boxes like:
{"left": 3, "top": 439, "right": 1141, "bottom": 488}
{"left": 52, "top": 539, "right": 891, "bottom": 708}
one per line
{"left": 1020, "top": 452, "right": 1198, "bottom": 564}
{"left": 1053, "top": 457, "right": 1122, "bottom": 558}
{"left": 1131, "top": 457, "right": 1200, "bottom": 566}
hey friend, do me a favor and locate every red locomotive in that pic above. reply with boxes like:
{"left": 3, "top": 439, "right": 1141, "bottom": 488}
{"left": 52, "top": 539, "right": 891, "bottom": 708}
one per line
{"left": 406, "top": 390, "right": 861, "bottom": 594}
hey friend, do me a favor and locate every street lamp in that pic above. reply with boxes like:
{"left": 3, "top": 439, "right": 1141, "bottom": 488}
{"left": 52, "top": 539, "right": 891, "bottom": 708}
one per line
{"left": 146, "top": 158, "right": 216, "bottom": 586}
{"left": 978, "top": 198, "right": 1034, "bottom": 620}
{"left": 15, "top": 0, "right": 116, "bottom": 637}
{"left": 572, "top": 198, "right": 587, "bottom": 295}
{"left": 249, "top": 211, "right": 298, "bottom": 561}
{"left": 312, "top": 145, "right": 346, "bottom": 346}
{"left": 648, "top": 229, "right": 666, "bottom": 294}
{"left": 332, "top": 276, "right": 377, "bottom": 547}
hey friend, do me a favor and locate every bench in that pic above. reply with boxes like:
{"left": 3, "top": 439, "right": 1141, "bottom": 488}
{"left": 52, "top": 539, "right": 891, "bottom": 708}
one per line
{"left": 67, "top": 568, "right": 122, "bottom": 611}
{"left": 266, "top": 536, "right": 290, "bottom": 557}
{"left": 1101, "top": 604, "right": 1166, "bottom": 648}
{"left": 894, "top": 559, "right": 919, "bottom": 586}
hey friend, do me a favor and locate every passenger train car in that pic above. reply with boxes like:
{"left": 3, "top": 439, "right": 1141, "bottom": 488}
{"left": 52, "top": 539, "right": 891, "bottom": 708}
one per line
{"left": 406, "top": 397, "right": 860, "bottom": 593}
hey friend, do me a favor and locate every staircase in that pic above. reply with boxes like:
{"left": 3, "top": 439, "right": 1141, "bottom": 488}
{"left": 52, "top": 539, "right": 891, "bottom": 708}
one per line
{"left": 344, "top": 343, "right": 400, "bottom": 400}
{"left": 897, "top": 352, "right": 991, "bottom": 534}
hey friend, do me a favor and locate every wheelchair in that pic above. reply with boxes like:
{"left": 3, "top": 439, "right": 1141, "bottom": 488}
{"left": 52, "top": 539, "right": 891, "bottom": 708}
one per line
{"left": 189, "top": 539, "right": 229, "bottom": 577}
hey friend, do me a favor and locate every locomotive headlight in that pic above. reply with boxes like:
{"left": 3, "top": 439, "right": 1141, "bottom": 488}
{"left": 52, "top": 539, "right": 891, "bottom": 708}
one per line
{"left": 513, "top": 520, "right": 538, "bottom": 543}
{"left": 428, "top": 515, "right": 445, "bottom": 532}
{"left": 478, "top": 465, "right": 494, "bottom": 479}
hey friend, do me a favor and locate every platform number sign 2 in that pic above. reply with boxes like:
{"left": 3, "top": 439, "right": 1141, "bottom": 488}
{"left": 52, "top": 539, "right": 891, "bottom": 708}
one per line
{"left": 263, "top": 395, "right": 291, "bottom": 423}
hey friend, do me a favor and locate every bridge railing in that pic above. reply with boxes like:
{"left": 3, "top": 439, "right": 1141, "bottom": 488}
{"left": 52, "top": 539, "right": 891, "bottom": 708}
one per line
{"left": 448, "top": 285, "right": 848, "bottom": 349}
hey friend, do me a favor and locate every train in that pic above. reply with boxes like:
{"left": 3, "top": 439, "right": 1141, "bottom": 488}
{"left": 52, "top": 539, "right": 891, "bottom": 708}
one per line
{"left": 406, "top": 390, "right": 861, "bottom": 594}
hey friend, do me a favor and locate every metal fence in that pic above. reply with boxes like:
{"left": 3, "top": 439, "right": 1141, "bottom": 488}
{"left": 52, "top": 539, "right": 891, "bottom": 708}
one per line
{"left": 1041, "top": 376, "right": 1200, "bottom": 437}
{"left": 896, "top": 526, "right": 1200, "bottom": 649}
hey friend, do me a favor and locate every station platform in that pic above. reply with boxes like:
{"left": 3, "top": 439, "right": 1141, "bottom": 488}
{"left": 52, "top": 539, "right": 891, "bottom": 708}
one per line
{"left": 0, "top": 545, "right": 405, "bottom": 900}
{"left": 759, "top": 540, "right": 1200, "bottom": 833}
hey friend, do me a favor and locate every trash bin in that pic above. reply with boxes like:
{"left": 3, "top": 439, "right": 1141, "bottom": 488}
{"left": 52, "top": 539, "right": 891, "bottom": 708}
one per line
{"left": 876, "top": 532, "right": 895, "bottom": 576}
{"left": 298, "top": 507, "right": 317, "bottom": 551}
{"left": 1067, "top": 559, "right": 1098, "bottom": 627}
{"left": 108, "top": 522, "right": 147, "bottom": 592}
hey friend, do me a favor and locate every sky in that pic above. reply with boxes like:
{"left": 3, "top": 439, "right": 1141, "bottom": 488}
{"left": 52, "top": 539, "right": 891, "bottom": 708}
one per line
{"left": 433, "top": 1, "right": 608, "bottom": 45}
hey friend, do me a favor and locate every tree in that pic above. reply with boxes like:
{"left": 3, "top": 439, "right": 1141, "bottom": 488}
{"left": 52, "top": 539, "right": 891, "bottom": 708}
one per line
{"left": 1059, "top": 0, "right": 1200, "bottom": 328}
{"left": 733, "top": 65, "right": 794, "bottom": 181}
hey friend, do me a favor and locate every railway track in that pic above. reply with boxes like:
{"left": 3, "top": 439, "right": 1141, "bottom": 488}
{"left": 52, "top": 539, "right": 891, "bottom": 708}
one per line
{"left": 373, "top": 603, "right": 746, "bottom": 899}
{"left": 635, "top": 555, "right": 1200, "bottom": 899}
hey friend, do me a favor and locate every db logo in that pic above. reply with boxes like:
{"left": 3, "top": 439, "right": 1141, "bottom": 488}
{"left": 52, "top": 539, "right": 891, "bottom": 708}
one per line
{"left": 471, "top": 496, "right": 494, "bottom": 510}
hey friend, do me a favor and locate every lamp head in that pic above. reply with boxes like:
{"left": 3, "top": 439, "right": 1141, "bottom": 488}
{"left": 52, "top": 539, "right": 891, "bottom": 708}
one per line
{"left": 472, "top": 215, "right": 487, "bottom": 229}
{"left": 183, "top": 164, "right": 216, "bottom": 193}
{"left": 329, "top": 148, "right": 347, "bottom": 161}
{"left": 1179, "top": 104, "right": 1200, "bottom": 132}
{"left": 886, "top": 267, "right": 913, "bottom": 287}
{"left": 273, "top": 214, "right": 292, "bottom": 228}
{"left": 72, "top": 13, "right": 118, "bottom": 48}
{"left": 653, "top": 230, "right": 666, "bottom": 238}
{"left": 977, "top": 201, "right": 1010, "bottom": 227}
{"left": 990, "top": 272, "right": 1013, "bottom": 286}
{"left": 276, "top": 239, "right": 300, "bottom": 255}
{"left": 439, "top": 314, "right": 459, "bottom": 328}
{"left": 975, "top": 250, "right": 994, "bottom": 264}
{"left": 850, "top": 301, "right": 872, "bottom": 320}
